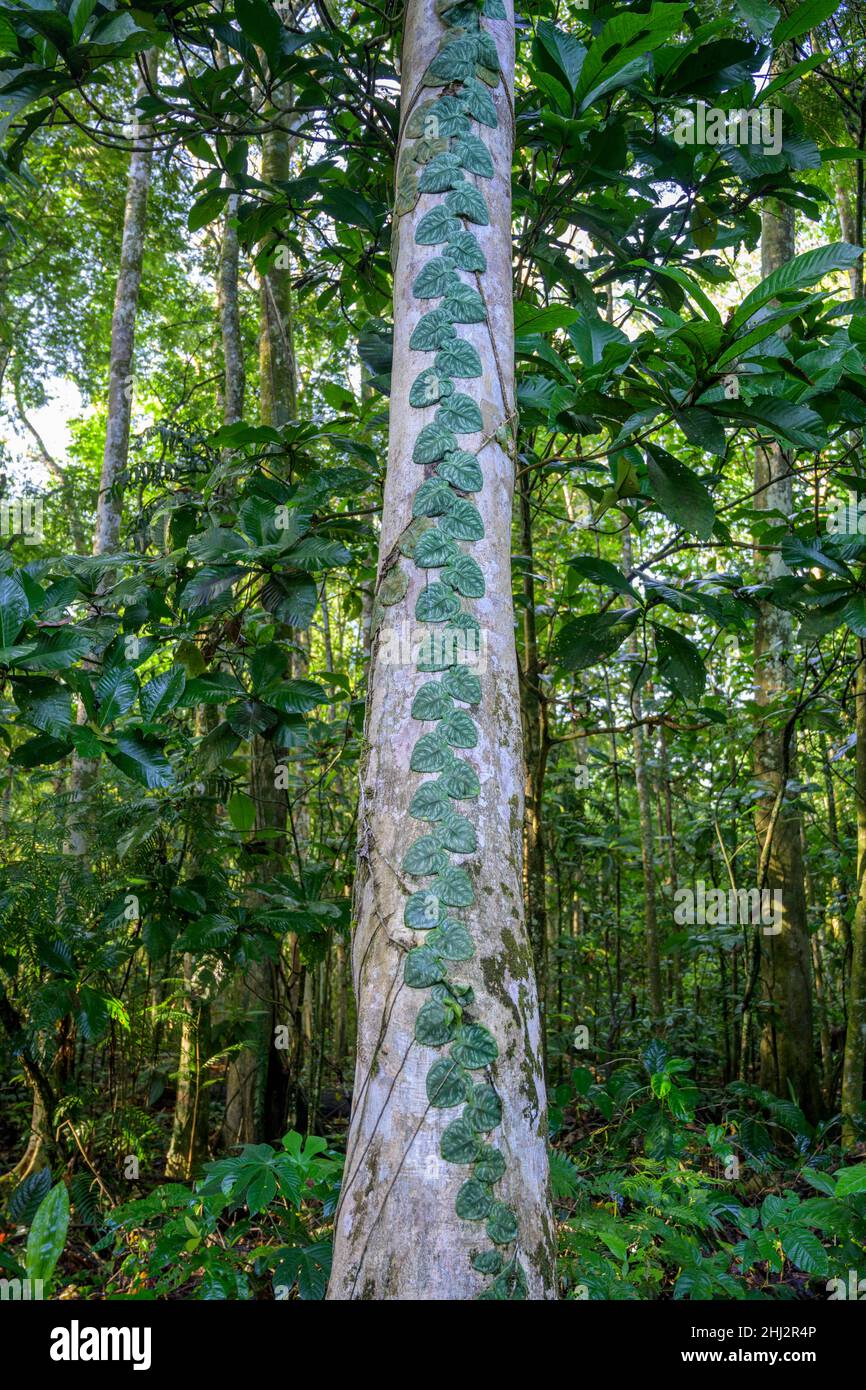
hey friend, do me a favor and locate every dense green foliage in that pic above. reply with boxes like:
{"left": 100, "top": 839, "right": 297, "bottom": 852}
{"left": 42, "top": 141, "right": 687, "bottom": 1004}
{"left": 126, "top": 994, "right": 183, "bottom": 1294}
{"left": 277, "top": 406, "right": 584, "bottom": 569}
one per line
{"left": 3, "top": 0, "right": 866, "bottom": 1300}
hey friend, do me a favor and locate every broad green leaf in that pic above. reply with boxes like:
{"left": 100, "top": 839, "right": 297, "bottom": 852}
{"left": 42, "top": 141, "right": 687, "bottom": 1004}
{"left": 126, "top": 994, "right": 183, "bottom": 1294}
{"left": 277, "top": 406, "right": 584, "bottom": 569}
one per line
{"left": 403, "top": 835, "right": 449, "bottom": 875}
{"left": 646, "top": 445, "right": 715, "bottom": 539}
{"left": 431, "top": 865, "right": 475, "bottom": 906}
{"left": 436, "top": 449, "right": 483, "bottom": 492}
{"left": 553, "top": 610, "right": 638, "bottom": 672}
{"left": 405, "top": 947, "right": 446, "bottom": 989}
{"left": 731, "top": 244, "right": 863, "bottom": 331}
{"left": 451, "top": 1022, "right": 498, "bottom": 1069}
{"left": 442, "top": 553, "right": 485, "bottom": 598}
{"left": 415, "top": 998, "right": 457, "bottom": 1046}
{"left": 426, "top": 1056, "right": 469, "bottom": 1106}
{"left": 107, "top": 732, "right": 174, "bottom": 789}
{"left": 456, "top": 1178, "right": 494, "bottom": 1220}
{"left": 440, "top": 1115, "right": 481, "bottom": 1163}
{"left": 486, "top": 1200, "right": 518, "bottom": 1245}
{"left": 25, "top": 1182, "right": 69, "bottom": 1290}
{"left": 429, "top": 917, "right": 475, "bottom": 960}
{"left": 655, "top": 624, "right": 706, "bottom": 703}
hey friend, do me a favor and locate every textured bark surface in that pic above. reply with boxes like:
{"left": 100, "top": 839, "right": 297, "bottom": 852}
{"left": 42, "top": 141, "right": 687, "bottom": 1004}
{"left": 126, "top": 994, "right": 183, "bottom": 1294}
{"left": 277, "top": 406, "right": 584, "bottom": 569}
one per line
{"left": 841, "top": 227, "right": 866, "bottom": 1144}
{"left": 327, "top": 0, "right": 555, "bottom": 1300}
{"left": 223, "top": 735, "right": 289, "bottom": 1146}
{"left": 92, "top": 54, "right": 158, "bottom": 557}
{"left": 222, "top": 193, "right": 296, "bottom": 1138}
{"left": 622, "top": 527, "right": 663, "bottom": 1027}
{"left": 753, "top": 198, "right": 820, "bottom": 1122}
{"left": 259, "top": 122, "right": 297, "bottom": 427}
{"left": 165, "top": 953, "right": 211, "bottom": 1178}
{"left": 518, "top": 469, "right": 549, "bottom": 988}
{"left": 842, "top": 646, "right": 866, "bottom": 1145}
{"left": 218, "top": 192, "right": 245, "bottom": 426}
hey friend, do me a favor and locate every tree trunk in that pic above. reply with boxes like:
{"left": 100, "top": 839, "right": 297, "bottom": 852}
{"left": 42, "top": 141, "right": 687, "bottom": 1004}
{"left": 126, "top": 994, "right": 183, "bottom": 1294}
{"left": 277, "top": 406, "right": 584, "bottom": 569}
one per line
{"left": 840, "top": 223, "right": 866, "bottom": 1148}
{"left": 67, "top": 53, "right": 159, "bottom": 856}
{"left": 259, "top": 123, "right": 297, "bottom": 427}
{"left": 622, "top": 527, "right": 663, "bottom": 1028}
{"left": 92, "top": 52, "right": 158, "bottom": 556}
{"left": 842, "top": 644, "right": 866, "bottom": 1146}
{"left": 328, "top": 0, "right": 554, "bottom": 1300}
{"left": 752, "top": 196, "right": 820, "bottom": 1123}
{"left": 517, "top": 468, "right": 549, "bottom": 1028}
{"left": 165, "top": 954, "right": 211, "bottom": 1179}
{"left": 218, "top": 193, "right": 245, "bottom": 426}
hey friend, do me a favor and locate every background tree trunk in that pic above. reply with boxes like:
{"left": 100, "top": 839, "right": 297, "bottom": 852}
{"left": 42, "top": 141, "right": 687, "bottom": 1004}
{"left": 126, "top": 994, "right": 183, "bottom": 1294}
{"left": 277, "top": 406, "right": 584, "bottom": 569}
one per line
{"left": 92, "top": 52, "right": 159, "bottom": 557}
{"left": 753, "top": 196, "right": 820, "bottom": 1123}
{"left": 842, "top": 644, "right": 866, "bottom": 1145}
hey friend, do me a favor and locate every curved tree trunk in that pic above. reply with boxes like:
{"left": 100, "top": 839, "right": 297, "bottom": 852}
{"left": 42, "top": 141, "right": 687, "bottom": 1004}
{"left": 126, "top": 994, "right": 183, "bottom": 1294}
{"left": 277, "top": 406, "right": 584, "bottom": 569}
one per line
{"left": 328, "top": 0, "right": 555, "bottom": 1301}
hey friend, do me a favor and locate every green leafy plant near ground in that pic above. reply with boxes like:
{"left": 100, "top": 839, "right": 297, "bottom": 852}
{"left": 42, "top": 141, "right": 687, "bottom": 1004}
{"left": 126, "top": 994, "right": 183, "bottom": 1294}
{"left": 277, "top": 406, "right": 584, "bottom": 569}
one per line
{"left": 553, "top": 1046, "right": 866, "bottom": 1300}
{"left": 4, "top": 1057, "right": 866, "bottom": 1302}
{"left": 0, "top": 1132, "right": 341, "bottom": 1301}
{"left": 97, "top": 1132, "right": 342, "bottom": 1300}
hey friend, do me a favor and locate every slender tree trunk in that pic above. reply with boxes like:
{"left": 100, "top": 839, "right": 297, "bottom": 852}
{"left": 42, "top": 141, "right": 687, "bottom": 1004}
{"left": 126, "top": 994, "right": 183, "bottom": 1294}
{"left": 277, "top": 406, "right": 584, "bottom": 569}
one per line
{"left": 259, "top": 123, "right": 297, "bottom": 427}
{"left": 218, "top": 193, "right": 245, "bottom": 426}
{"left": 92, "top": 52, "right": 159, "bottom": 556}
{"left": 802, "top": 824, "right": 833, "bottom": 1105}
{"left": 752, "top": 195, "right": 820, "bottom": 1123}
{"left": 622, "top": 527, "right": 663, "bottom": 1027}
{"left": 657, "top": 725, "right": 683, "bottom": 1009}
{"left": 840, "top": 231, "right": 866, "bottom": 1146}
{"left": 165, "top": 955, "right": 211, "bottom": 1179}
{"left": 166, "top": 709, "right": 214, "bottom": 1177}
{"left": 67, "top": 54, "right": 159, "bottom": 857}
{"left": 842, "top": 644, "right": 866, "bottom": 1146}
{"left": 328, "top": 0, "right": 554, "bottom": 1300}
{"left": 517, "top": 469, "right": 549, "bottom": 1049}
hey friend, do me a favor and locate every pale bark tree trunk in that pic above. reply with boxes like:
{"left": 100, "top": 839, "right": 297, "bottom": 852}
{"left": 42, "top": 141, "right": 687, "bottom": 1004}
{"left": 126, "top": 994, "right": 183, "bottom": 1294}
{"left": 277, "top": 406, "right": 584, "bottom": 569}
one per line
{"left": 328, "top": 0, "right": 554, "bottom": 1300}
{"left": 67, "top": 54, "right": 159, "bottom": 856}
{"left": 801, "top": 823, "right": 833, "bottom": 1105}
{"left": 752, "top": 197, "right": 820, "bottom": 1122}
{"left": 622, "top": 527, "right": 663, "bottom": 1027}
{"left": 218, "top": 193, "right": 245, "bottom": 426}
{"left": 92, "top": 53, "right": 159, "bottom": 556}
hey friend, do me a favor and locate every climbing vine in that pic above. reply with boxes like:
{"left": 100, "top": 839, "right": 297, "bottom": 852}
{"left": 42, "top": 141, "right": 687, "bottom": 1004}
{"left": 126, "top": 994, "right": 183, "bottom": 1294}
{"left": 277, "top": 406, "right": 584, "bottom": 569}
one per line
{"left": 389, "top": 0, "right": 526, "bottom": 1300}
